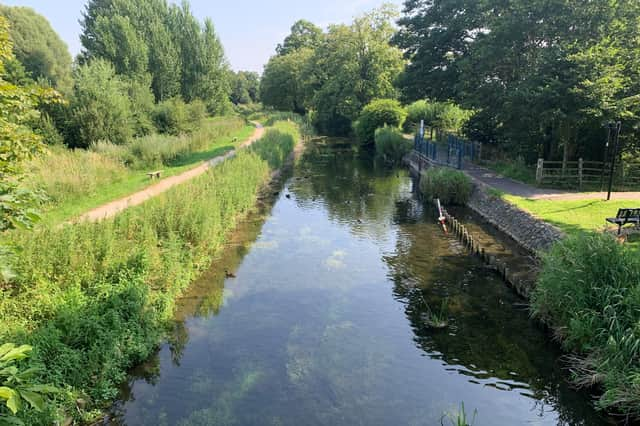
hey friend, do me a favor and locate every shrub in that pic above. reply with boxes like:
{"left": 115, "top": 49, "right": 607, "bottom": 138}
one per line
{"left": 374, "top": 126, "right": 411, "bottom": 164}
{"left": 354, "top": 99, "right": 406, "bottom": 145}
{"left": 404, "top": 100, "right": 472, "bottom": 137}
{"left": 67, "top": 59, "right": 134, "bottom": 148}
{"left": 531, "top": 233, "right": 640, "bottom": 416}
{"left": 153, "top": 97, "right": 188, "bottom": 135}
{"left": 419, "top": 168, "right": 472, "bottom": 205}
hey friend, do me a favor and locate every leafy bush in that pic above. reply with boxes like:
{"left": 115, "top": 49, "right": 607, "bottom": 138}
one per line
{"left": 153, "top": 98, "right": 208, "bottom": 135}
{"left": 404, "top": 100, "right": 471, "bottom": 137}
{"left": 0, "top": 343, "right": 59, "bottom": 425}
{"left": 2, "top": 124, "right": 298, "bottom": 422}
{"left": 419, "top": 167, "right": 473, "bottom": 205}
{"left": 67, "top": 59, "right": 134, "bottom": 148}
{"left": 354, "top": 99, "right": 406, "bottom": 145}
{"left": 374, "top": 126, "right": 411, "bottom": 164}
{"left": 531, "top": 233, "right": 640, "bottom": 416}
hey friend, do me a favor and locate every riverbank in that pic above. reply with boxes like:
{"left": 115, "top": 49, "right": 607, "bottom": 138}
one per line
{"left": 406, "top": 150, "right": 640, "bottom": 419}
{"left": 0, "top": 121, "right": 302, "bottom": 425}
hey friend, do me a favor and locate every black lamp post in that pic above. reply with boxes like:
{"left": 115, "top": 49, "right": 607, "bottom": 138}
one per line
{"left": 606, "top": 121, "right": 622, "bottom": 201}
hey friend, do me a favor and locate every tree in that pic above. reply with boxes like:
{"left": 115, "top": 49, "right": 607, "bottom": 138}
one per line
{"left": 67, "top": 59, "right": 134, "bottom": 148}
{"left": 310, "top": 6, "right": 405, "bottom": 135}
{"left": 394, "top": 0, "right": 640, "bottom": 162}
{"left": 0, "top": 5, "right": 73, "bottom": 93}
{"left": 230, "top": 71, "right": 259, "bottom": 105}
{"left": 276, "top": 20, "right": 322, "bottom": 56}
{"left": 354, "top": 99, "right": 406, "bottom": 145}
{"left": 0, "top": 16, "right": 61, "bottom": 231}
{"left": 260, "top": 48, "right": 313, "bottom": 114}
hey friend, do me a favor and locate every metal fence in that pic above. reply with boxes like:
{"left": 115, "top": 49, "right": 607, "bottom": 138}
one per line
{"left": 413, "top": 132, "right": 480, "bottom": 170}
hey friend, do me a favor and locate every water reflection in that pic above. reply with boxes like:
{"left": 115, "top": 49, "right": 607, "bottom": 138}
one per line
{"left": 111, "top": 139, "right": 612, "bottom": 426}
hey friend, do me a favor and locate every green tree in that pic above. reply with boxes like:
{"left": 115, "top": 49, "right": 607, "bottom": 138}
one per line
{"left": 68, "top": 59, "right": 134, "bottom": 148}
{"left": 230, "top": 71, "right": 259, "bottom": 105}
{"left": 260, "top": 48, "right": 313, "bottom": 114}
{"left": 354, "top": 99, "right": 406, "bottom": 145}
{"left": 310, "top": 6, "right": 404, "bottom": 135}
{"left": 0, "top": 5, "right": 73, "bottom": 93}
{"left": 276, "top": 19, "right": 322, "bottom": 56}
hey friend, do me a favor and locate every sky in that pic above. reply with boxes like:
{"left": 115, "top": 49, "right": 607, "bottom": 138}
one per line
{"left": 1, "top": 0, "right": 403, "bottom": 73}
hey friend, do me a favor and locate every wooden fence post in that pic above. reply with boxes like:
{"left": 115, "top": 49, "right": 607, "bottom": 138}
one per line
{"left": 536, "top": 159, "right": 544, "bottom": 184}
{"left": 578, "top": 158, "right": 584, "bottom": 189}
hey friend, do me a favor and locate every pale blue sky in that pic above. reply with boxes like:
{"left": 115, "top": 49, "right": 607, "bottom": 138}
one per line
{"left": 1, "top": 0, "right": 403, "bottom": 73}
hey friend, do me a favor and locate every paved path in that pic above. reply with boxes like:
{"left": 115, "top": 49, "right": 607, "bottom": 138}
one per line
{"left": 463, "top": 163, "right": 640, "bottom": 201}
{"left": 75, "top": 122, "right": 265, "bottom": 223}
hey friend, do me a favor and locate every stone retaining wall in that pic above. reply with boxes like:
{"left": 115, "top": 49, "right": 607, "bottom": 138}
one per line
{"left": 406, "top": 151, "right": 564, "bottom": 256}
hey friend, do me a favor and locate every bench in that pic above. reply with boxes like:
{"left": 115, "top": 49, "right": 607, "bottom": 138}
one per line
{"left": 146, "top": 170, "right": 163, "bottom": 180}
{"left": 606, "top": 208, "right": 640, "bottom": 235}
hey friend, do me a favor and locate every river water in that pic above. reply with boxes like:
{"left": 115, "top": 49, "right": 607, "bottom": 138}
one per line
{"left": 112, "top": 139, "right": 611, "bottom": 426}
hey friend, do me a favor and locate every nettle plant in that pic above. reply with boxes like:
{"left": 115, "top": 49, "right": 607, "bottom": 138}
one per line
{"left": 0, "top": 343, "right": 58, "bottom": 424}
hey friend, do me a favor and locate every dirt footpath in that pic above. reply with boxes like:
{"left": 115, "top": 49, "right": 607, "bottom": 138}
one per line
{"left": 76, "top": 122, "right": 265, "bottom": 223}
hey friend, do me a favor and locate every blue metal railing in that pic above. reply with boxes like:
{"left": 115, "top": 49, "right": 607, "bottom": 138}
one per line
{"left": 413, "top": 132, "right": 477, "bottom": 170}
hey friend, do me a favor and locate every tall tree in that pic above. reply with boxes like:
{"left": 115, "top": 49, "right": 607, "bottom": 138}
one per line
{"left": 276, "top": 20, "right": 322, "bottom": 56}
{"left": 260, "top": 48, "right": 313, "bottom": 114}
{"left": 0, "top": 5, "right": 73, "bottom": 93}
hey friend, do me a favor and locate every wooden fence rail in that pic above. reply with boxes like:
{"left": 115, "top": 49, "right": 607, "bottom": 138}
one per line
{"left": 536, "top": 158, "right": 640, "bottom": 189}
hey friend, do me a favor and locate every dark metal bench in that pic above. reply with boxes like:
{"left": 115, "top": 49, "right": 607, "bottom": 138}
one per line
{"left": 606, "top": 208, "right": 640, "bottom": 235}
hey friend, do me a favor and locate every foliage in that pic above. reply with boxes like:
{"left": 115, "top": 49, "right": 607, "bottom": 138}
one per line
{"left": 404, "top": 100, "right": 472, "bottom": 136}
{"left": 260, "top": 6, "right": 405, "bottom": 136}
{"left": 152, "top": 98, "right": 206, "bottom": 136}
{"left": 0, "top": 343, "right": 59, "bottom": 425}
{"left": 374, "top": 126, "right": 411, "bottom": 164}
{"left": 80, "top": 0, "right": 231, "bottom": 110}
{"left": 394, "top": 0, "right": 640, "bottom": 163}
{"left": 310, "top": 6, "right": 405, "bottom": 136}
{"left": 481, "top": 158, "right": 536, "bottom": 185}
{"left": 250, "top": 121, "right": 298, "bottom": 169}
{"left": 1, "top": 121, "right": 298, "bottom": 423}
{"left": 0, "top": 5, "right": 73, "bottom": 93}
{"left": 67, "top": 59, "right": 135, "bottom": 148}
{"left": 0, "top": 15, "right": 61, "bottom": 232}
{"left": 230, "top": 71, "right": 259, "bottom": 105}
{"left": 419, "top": 168, "right": 472, "bottom": 205}
{"left": 260, "top": 48, "right": 313, "bottom": 114}
{"left": 276, "top": 20, "right": 322, "bottom": 56}
{"left": 531, "top": 233, "right": 640, "bottom": 415}
{"left": 354, "top": 99, "right": 406, "bottom": 144}
{"left": 442, "top": 402, "right": 477, "bottom": 426}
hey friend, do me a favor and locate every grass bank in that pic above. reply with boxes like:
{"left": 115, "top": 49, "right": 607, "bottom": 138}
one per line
{"left": 26, "top": 116, "right": 254, "bottom": 225}
{"left": 504, "top": 196, "right": 640, "bottom": 249}
{"left": 0, "top": 121, "right": 299, "bottom": 424}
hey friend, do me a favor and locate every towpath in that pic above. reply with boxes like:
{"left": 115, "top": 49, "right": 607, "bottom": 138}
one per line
{"left": 75, "top": 122, "right": 265, "bottom": 223}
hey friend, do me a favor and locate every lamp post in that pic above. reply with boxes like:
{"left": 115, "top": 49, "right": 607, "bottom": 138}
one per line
{"left": 606, "top": 121, "right": 622, "bottom": 201}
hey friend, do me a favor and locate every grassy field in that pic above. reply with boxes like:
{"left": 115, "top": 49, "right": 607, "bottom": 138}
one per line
{"left": 1, "top": 121, "right": 299, "bottom": 425}
{"left": 504, "top": 195, "right": 640, "bottom": 248}
{"left": 27, "top": 117, "right": 254, "bottom": 225}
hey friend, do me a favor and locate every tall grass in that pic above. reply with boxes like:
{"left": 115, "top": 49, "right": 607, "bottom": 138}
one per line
{"left": 25, "top": 116, "right": 247, "bottom": 207}
{"left": 0, "top": 123, "right": 299, "bottom": 424}
{"left": 531, "top": 233, "right": 640, "bottom": 417}
{"left": 419, "top": 168, "right": 473, "bottom": 205}
{"left": 374, "top": 126, "right": 412, "bottom": 164}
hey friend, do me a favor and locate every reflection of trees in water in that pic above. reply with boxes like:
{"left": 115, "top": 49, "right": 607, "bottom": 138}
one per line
{"left": 384, "top": 200, "right": 609, "bottom": 425}
{"left": 291, "top": 139, "right": 412, "bottom": 242}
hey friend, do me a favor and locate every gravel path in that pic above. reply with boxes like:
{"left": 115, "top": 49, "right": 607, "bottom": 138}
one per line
{"left": 464, "top": 163, "right": 640, "bottom": 201}
{"left": 76, "top": 122, "right": 265, "bottom": 223}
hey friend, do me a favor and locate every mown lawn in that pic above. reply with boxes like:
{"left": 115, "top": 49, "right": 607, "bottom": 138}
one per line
{"left": 504, "top": 195, "right": 640, "bottom": 249}
{"left": 38, "top": 122, "right": 255, "bottom": 225}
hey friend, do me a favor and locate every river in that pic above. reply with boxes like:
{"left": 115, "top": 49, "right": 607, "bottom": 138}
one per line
{"left": 111, "top": 139, "right": 611, "bottom": 425}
